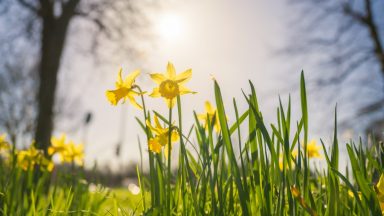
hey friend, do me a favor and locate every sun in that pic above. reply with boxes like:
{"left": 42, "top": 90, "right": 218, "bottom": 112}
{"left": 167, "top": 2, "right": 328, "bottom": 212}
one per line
{"left": 156, "top": 13, "right": 185, "bottom": 41}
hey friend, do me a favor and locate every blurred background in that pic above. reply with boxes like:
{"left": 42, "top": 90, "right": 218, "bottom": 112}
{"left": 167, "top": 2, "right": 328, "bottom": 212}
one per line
{"left": 0, "top": 0, "right": 383, "bottom": 182}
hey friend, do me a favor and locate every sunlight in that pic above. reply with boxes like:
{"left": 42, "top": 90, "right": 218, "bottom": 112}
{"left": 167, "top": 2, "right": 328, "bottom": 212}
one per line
{"left": 156, "top": 13, "right": 185, "bottom": 41}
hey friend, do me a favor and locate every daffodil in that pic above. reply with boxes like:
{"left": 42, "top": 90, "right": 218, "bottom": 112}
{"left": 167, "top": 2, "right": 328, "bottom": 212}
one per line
{"left": 290, "top": 186, "right": 315, "bottom": 214}
{"left": 149, "top": 62, "right": 195, "bottom": 108}
{"left": 278, "top": 151, "right": 297, "bottom": 170}
{"left": 49, "top": 134, "right": 84, "bottom": 166}
{"left": 148, "top": 138, "right": 162, "bottom": 154}
{"left": 291, "top": 186, "right": 301, "bottom": 198}
{"left": 106, "top": 68, "right": 143, "bottom": 109}
{"left": 198, "top": 101, "right": 221, "bottom": 132}
{"left": 40, "top": 157, "right": 55, "bottom": 172}
{"left": 376, "top": 174, "right": 384, "bottom": 214}
{"left": 17, "top": 145, "right": 53, "bottom": 171}
{"left": 0, "top": 133, "right": 10, "bottom": 152}
{"left": 17, "top": 146, "right": 42, "bottom": 170}
{"left": 146, "top": 115, "right": 179, "bottom": 157}
{"left": 303, "top": 140, "right": 321, "bottom": 158}
{"left": 49, "top": 134, "right": 68, "bottom": 156}
{"left": 347, "top": 190, "right": 362, "bottom": 200}
{"left": 61, "top": 142, "right": 84, "bottom": 166}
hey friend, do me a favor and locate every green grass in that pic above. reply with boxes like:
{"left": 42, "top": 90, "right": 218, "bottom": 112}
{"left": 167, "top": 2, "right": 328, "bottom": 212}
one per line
{"left": 132, "top": 71, "right": 383, "bottom": 215}
{"left": 0, "top": 71, "right": 383, "bottom": 215}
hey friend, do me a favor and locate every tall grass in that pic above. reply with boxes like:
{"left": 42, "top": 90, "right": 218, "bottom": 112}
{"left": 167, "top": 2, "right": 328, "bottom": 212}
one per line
{"left": 0, "top": 69, "right": 383, "bottom": 215}
{"left": 0, "top": 157, "right": 109, "bottom": 215}
{"left": 134, "top": 71, "right": 383, "bottom": 215}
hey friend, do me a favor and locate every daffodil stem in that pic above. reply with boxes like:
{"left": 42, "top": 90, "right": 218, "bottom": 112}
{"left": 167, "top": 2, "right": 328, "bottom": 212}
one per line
{"left": 136, "top": 85, "right": 150, "bottom": 209}
{"left": 167, "top": 106, "right": 173, "bottom": 215}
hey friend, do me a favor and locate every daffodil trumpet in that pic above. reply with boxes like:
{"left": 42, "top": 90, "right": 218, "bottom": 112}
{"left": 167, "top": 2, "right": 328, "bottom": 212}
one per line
{"left": 149, "top": 62, "right": 196, "bottom": 108}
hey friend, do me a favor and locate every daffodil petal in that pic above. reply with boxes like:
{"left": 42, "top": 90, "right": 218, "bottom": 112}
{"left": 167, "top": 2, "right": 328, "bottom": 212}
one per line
{"left": 171, "top": 130, "right": 179, "bottom": 142}
{"left": 128, "top": 95, "right": 143, "bottom": 110}
{"left": 146, "top": 120, "right": 161, "bottom": 135}
{"left": 179, "top": 85, "right": 196, "bottom": 95}
{"left": 124, "top": 69, "right": 140, "bottom": 87}
{"left": 149, "top": 88, "right": 161, "bottom": 98}
{"left": 47, "top": 161, "right": 54, "bottom": 172}
{"left": 175, "top": 69, "right": 192, "bottom": 84}
{"left": 115, "top": 67, "right": 124, "bottom": 87}
{"left": 48, "top": 147, "right": 55, "bottom": 155}
{"left": 204, "top": 101, "right": 214, "bottom": 114}
{"left": 377, "top": 174, "right": 384, "bottom": 195}
{"left": 166, "top": 62, "right": 176, "bottom": 79}
{"left": 197, "top": 114, "right": 207, "bottom": 121}
{"left": 150, "top": 73, "right": 166, "bottom": 84}
{"left": 154, "top": 115, "right": 163, "bottom": 130}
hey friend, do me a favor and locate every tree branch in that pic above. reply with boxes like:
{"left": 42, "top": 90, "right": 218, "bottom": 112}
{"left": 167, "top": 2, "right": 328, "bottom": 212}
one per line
{"left": 317, "top": 53, "right": 373, "bottom": 86}
{"left": 15, "top": 0, "right": 39, "bottom": 14}
{"left": 364, "top": 0, "right": 384, "bottom": 75}
{"left": 73, "top": 10, "right": 111, "bottom": 37}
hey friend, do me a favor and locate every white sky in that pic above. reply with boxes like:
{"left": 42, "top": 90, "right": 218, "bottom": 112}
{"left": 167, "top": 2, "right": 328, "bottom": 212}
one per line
{"left": 56, "top": 1, "right": 361, "bottom": 171}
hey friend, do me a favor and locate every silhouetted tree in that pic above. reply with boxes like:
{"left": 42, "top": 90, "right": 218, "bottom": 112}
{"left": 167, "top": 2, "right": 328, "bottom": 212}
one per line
{"left": 0, "top": 0, "right": 152, "bottom": 152}
{"left": 285, "top": 0, "right": 384, "bottom": 137}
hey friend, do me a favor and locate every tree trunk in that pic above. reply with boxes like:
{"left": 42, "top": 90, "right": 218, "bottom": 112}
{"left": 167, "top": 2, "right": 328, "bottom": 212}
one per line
{"left": 364, "top": 0, "right": 384, "bottom": 78}
{"left": 34, "top": 8, "right": 73, "bottom": 153}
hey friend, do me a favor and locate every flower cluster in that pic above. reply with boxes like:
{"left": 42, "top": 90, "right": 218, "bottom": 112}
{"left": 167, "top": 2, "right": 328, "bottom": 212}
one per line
{"left": 17, "top": 144, "right": 54, "bottom": 172}
{"left": 106, "top": 62, "right": 195, "bottom": 109}
{"left": 146, "top": 115, "right": 179, "bottom": 157}
{"left": 278, "top": 140, "right": 322, "bottom": 170}
{"left": 105, "top": 62, "right": 195, "bottom": 155}
{"left": 49, "top": 134, "right": 84, "bottom": 166}
{"left": 0, "top": 133, "right": 84, "bottom": 172}
{"left": 0, "top": 134, "right": 54, "bottom": 171}
{"left": 0, "top": 134, "right": 10, "bottom": 153}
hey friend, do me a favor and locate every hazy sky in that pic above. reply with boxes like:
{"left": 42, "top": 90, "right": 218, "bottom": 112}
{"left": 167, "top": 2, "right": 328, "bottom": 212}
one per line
{"left": 55, "top": 1, "right": 360, "bottom": 170}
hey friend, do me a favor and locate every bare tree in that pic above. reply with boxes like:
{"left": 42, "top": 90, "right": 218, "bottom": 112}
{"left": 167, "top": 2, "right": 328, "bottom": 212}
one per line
{"left": 0, "top": 51, "right": 38, "bottom": 147}
{"left": 285, "top": 0, "right": 384, "bottom": 136}
{"left": 0, "top": 0, "right": 153, "bottom": 153}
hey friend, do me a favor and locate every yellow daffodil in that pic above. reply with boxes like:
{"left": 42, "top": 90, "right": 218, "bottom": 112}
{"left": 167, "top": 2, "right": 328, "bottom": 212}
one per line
{"left": 49, "top": 134, "right": 68, "bottom": 156}
{"left": 278, "top": 159, "right": 284, "bottom": 171}
{"left": 49, "top": 134, "right": 84, "bottom": 166}
{"left": 148, "top": 139, "right": 162, "bottom": 154}
{"left": 278, "top": 152, "right": 297, "bottom": 170}
{"left": 376, "top": 174, "right": 384, "bottom": 214}
{"left": 198, "top": 101, "right": 221, "bottom": 132}
{"left": 17, "top": 146, "right": 42, "bottom": 170}
{"left": 149, "top": 62, "right": 195, "bottom": 108}
{"left": 40, "top": 157, "right": 55, "bottom": 172}
{"left": 61, "top": 142, "right": 84, "bottom": 166}
{"left": 303, "top": 140, "right": 322, "bottom": 158}
{"left": 291, "top": 186, "right": 301, "bottom": 198}
{"left": 290, "top": 186, "right": 316, "bottom": 215}
{"left": 0, "top": 133, "right": 10, "bottom": 152}
{"left": 106, "top": 68, "right": 143, "bottom": 109}
{"left": 146, "top": 115, "right": 179, "bottom": 157}
{"left": 17, "top": 145, "right": 53, "bottom": 171}
{"left": 348, "top": 190, "right": 362, "bottom": 200}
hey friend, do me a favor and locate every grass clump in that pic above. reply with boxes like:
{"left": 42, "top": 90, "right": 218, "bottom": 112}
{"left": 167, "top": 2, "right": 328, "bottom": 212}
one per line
{"left": 0, "top": 62, "right": 383, "bottom": 215}
{"left": 107, "top": 63, "right": 383, "bottom": 215}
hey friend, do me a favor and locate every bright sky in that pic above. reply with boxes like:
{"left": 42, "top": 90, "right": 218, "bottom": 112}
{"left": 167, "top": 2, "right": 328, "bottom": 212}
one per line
{"left": 57, "top": 1, "right": 357, "bottom": 171}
